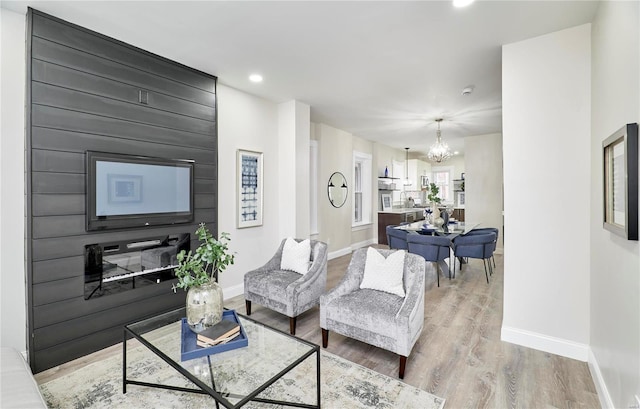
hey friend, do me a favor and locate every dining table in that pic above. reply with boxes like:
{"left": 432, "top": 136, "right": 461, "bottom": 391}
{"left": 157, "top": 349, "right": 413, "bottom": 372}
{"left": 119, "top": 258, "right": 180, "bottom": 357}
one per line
{"left": 394, "top": 220, "right": 481, "bottom": 278}
{"left": 394, "top": 220, "right": 480, "bottom": 238}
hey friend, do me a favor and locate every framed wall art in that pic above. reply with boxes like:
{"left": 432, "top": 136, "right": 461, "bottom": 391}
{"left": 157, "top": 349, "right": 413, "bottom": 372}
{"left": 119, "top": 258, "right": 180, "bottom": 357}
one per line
{"left": 381, "top": 193, "right": 392, "bottom": 212}
{"left": 420, "top": 175, "right": 429, "bottom": 189}
{"left": 603, "top": 123, "right": 638, "bottom": 240}
{"left": 237, "top": 149, "right": 263, "bottom": 228}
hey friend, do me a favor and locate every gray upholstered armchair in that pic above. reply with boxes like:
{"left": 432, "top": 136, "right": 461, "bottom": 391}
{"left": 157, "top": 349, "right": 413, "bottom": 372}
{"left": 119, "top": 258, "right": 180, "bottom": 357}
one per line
{"left": 320, "top": 248, "right": 425, "bottom": 379}
{"left": 244, "top": 239, "right": 328, "bottom": 335}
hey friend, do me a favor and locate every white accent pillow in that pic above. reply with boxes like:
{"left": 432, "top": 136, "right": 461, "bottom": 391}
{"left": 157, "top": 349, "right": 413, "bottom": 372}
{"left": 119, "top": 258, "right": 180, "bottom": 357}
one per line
{"left": 280, "top": 238, "right": 311, "bottom": 275}
{"left": 360, "top": 247, "right": 406, "bottom": 297}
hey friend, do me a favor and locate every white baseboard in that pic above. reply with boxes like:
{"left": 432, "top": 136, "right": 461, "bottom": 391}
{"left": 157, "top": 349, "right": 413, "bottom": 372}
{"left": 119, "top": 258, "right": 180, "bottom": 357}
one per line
{"left": 588, "top": 348, "right": 615, "bottom": 409}
{"left": 328, "top": 247, "right": 352, "bottom": 260}
{"left": 328, "top": 239, "right": 375, "bottom": 261}
{"left": 351, "top": 239, "right": 374, "bottom": 251}
{"left": 222, "top": 282, "right": 244, "bottom": 300}
{"left": 501, "top": 325, "right": 589, "bottom": 362}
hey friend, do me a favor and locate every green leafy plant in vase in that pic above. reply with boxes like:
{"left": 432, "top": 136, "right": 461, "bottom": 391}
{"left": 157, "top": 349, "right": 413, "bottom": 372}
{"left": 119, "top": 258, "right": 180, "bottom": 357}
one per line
{"left": 173, "top": 223, "right": 235, "bottom": 333}
{"left": 427, "top": 182, "right": 441, "bottom": 205}
{"left": 427, "top": 183, "right": 444, "bottom": 227}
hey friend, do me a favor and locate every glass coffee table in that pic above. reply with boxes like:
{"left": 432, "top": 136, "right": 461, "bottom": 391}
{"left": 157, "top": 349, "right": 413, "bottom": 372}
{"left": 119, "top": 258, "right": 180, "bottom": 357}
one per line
{"left": 123, "top": 308, "right": 320, "bottom": 408}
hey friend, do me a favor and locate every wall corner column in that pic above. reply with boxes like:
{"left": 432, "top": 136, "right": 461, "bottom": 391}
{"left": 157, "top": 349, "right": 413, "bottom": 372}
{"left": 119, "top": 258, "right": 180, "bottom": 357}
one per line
{"left": 277, "top": 100, "right": 310, "bottom": 239}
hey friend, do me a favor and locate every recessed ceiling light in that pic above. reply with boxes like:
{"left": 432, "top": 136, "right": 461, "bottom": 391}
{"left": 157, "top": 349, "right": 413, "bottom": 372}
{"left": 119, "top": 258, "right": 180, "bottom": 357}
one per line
{"left": 454, "top": 151, "right": 460, "bottom": 155}
{"left": 249, "top": 74, "right": 263, "bottom": 83}
{"left": 453, "top": 0, "right": 475, "bottom": 8}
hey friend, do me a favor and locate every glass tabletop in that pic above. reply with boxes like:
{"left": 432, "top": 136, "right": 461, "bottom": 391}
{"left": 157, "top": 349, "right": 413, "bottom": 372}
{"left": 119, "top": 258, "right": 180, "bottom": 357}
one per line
{"left": 124, "top": 308, "right": 318, "bottom": 407}
{"left": 395, "top": 220, "right": 480, "bottom": 236}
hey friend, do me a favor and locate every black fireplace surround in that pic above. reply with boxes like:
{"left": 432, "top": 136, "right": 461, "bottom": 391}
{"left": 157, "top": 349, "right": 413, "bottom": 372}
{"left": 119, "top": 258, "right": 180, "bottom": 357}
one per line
{"left": 25, "top": 9, "right": 217, "bottom": 372}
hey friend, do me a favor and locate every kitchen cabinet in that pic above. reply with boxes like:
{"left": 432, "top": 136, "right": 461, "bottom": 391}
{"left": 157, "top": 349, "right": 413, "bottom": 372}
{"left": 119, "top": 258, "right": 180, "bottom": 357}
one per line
{"left": 435, "top": 207, "right": 465, "bottom": 222}
{"left": 452, "top": 208, "right": 465, "bottom": 221}
{"left": 407, "top": 159, "right": 431, "bottom": 191}
{"left": 377, "top": 210, "right": 425, "bottom": 245}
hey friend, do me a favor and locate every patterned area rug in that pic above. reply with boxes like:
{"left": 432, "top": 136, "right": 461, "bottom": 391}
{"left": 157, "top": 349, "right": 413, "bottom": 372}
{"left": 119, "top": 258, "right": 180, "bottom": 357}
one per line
{"left": 39, "top": 340, "right": 445, "bottom": 409}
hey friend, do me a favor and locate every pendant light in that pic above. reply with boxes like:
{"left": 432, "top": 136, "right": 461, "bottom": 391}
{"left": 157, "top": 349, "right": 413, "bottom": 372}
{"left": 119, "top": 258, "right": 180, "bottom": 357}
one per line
{"left": 403, "top": 147, "right": 411, "bottom": 186}
{"left": 427, "top": 118, "right": 452, "bottom": 163}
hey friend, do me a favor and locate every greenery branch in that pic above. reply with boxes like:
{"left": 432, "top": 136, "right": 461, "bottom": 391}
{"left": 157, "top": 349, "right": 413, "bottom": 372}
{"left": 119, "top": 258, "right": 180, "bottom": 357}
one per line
{"left": 172, "top": 223, "right": 235, "bottom": 292}
{"left": 427, "top": 182, "right": 442, "bottom": 204}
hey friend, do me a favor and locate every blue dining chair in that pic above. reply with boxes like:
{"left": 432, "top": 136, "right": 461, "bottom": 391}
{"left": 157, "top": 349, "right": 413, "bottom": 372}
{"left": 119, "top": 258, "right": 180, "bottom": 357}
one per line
{"left": 452, "top": 232, "right": 496, "bottom": 284}
{"left": 386, "top": 225, "right": 410, "bottom": 250}
{"left": 406, "top": 234, "right": 452, "bottom": 287}
{"left": 466, "top": 227, "right": 499, "bottom": 269}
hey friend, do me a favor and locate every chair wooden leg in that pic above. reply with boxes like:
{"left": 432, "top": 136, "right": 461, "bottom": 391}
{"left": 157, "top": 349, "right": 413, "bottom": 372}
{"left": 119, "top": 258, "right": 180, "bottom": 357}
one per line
{"left": 433, "top": 262, "right": 440, "bottom": 287}
{"left": 289, "top": 316, "right": 297, "bottom": 335}
{"left": 321, "top": 329, "right": 329, "bottom": 348}
{"left": 245, "top": 300, "right": 252, "bottom": 315}
{"left": 399, "top": 355, "right": 407, "bottom": 379}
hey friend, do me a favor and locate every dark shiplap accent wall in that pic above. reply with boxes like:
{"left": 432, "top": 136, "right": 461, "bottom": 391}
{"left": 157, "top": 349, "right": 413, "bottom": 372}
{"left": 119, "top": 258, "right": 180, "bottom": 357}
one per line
{"left": 26, "top": 9, "right": 218, "bottom": 372}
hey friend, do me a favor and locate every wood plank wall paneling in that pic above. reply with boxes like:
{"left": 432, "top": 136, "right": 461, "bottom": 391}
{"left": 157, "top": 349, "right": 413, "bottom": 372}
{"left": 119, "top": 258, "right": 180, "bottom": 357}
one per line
{"left": 31, "top": 38, "right": 214, "bottom": 106}
{"left": 32, "top": 60, "right": 215, "bottom": 122}
{"left": 34, "top": 293, "right": 185, "bottom": 372}
{"left": 32, "top": 280, "right": 179, "bottom": 329}
{"left": 33, "top": 105, "right": 214, "bottom": 150}
{"left": 31, "top": 128, "right": 216, "bottom": 164}
{"left": 31, "top": 14, "right": 215, "bottom": 92}
{"left": 26, "top": 9, "right": 218, "bottom": 373}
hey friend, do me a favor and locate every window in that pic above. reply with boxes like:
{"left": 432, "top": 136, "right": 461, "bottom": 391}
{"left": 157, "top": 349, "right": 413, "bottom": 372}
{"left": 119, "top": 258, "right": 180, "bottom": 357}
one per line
{"left": 353, "top": 151, "right": 372, "bottom": 226}
{"left": 354, "top": 162, "right": 362, "bottom": 222}
{"left": 431, "top": 166, "right": 454, "bottom": 203}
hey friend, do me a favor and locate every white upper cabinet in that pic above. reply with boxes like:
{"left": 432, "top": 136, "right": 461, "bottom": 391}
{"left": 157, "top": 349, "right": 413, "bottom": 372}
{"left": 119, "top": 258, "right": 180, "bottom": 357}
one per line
{"left": 406, "top": 159, "right": 431, "bottom": 190}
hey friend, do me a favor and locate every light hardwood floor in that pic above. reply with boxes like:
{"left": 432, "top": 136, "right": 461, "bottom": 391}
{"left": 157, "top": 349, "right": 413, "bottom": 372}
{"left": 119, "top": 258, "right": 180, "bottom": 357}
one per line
{"left": 36, "top": 249, "right": 600, "bottom": 408}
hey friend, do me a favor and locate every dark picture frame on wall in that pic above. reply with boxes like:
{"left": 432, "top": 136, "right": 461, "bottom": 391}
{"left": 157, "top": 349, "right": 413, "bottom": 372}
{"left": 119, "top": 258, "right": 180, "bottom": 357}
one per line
{"left": 603, "top": 123, "right": 638, "bottom": 240}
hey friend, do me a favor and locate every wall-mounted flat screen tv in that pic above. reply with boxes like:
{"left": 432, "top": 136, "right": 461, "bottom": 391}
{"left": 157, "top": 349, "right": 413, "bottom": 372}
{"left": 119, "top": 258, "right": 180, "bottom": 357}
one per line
{"left": 86, "top": 151, "right": 194, "bottom": 231}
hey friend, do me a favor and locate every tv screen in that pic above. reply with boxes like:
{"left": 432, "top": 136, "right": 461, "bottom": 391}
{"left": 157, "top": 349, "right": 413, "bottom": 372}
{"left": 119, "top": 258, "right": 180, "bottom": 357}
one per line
{"left": 86, "top": 151, "right": 194, "bottom": 231}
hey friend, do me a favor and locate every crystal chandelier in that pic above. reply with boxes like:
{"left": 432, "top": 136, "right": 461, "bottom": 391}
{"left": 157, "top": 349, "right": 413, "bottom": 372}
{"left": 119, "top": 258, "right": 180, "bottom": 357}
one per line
{"left": 427, "top": 118, "right": 452, "bottom": 163}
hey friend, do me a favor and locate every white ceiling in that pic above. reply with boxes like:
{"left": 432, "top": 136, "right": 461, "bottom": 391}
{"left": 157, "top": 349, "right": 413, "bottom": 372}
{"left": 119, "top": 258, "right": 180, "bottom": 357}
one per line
{"left": 3, "top": 0, "right": 599, "bottom": 156}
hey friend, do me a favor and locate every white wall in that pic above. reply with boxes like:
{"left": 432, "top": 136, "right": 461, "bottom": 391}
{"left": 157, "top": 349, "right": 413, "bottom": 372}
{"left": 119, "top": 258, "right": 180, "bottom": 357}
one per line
{"left": 0, "top": 8, "right": 26, "bottom": 351}
{"left": 217, "top": 84, "right": 282, "bottom": 298}
{"left": 464, "top": 133, "right": 503, "bottom": 249}
{"left": 589, "top": 1, "right": 640, "bottom": 408}
{"left": 277, "top": 100, "right": 310, "bottom": 239}
{"left": 502, "top": 25, "right": 591, "bottom": 360}
{"left": 314, "top": 123, "right": 353, "bottom": 257}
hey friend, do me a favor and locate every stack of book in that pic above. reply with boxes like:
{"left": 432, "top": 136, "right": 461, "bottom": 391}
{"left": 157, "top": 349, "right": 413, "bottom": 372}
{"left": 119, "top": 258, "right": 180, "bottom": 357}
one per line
{"left": 196, "top": 320, "right": 241, "bottom": 348}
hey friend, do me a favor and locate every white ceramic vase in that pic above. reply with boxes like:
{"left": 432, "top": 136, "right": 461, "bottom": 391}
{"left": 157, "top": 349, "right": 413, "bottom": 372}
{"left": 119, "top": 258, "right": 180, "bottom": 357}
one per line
{"left": 432, "top": 203, "right": 444, "bottom": 228}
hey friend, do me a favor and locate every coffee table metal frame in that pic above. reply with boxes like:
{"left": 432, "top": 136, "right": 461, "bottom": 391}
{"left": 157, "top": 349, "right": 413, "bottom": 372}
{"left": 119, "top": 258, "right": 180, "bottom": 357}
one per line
{"left": 123, "top": 308, "right": 320, "bottom": 409}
